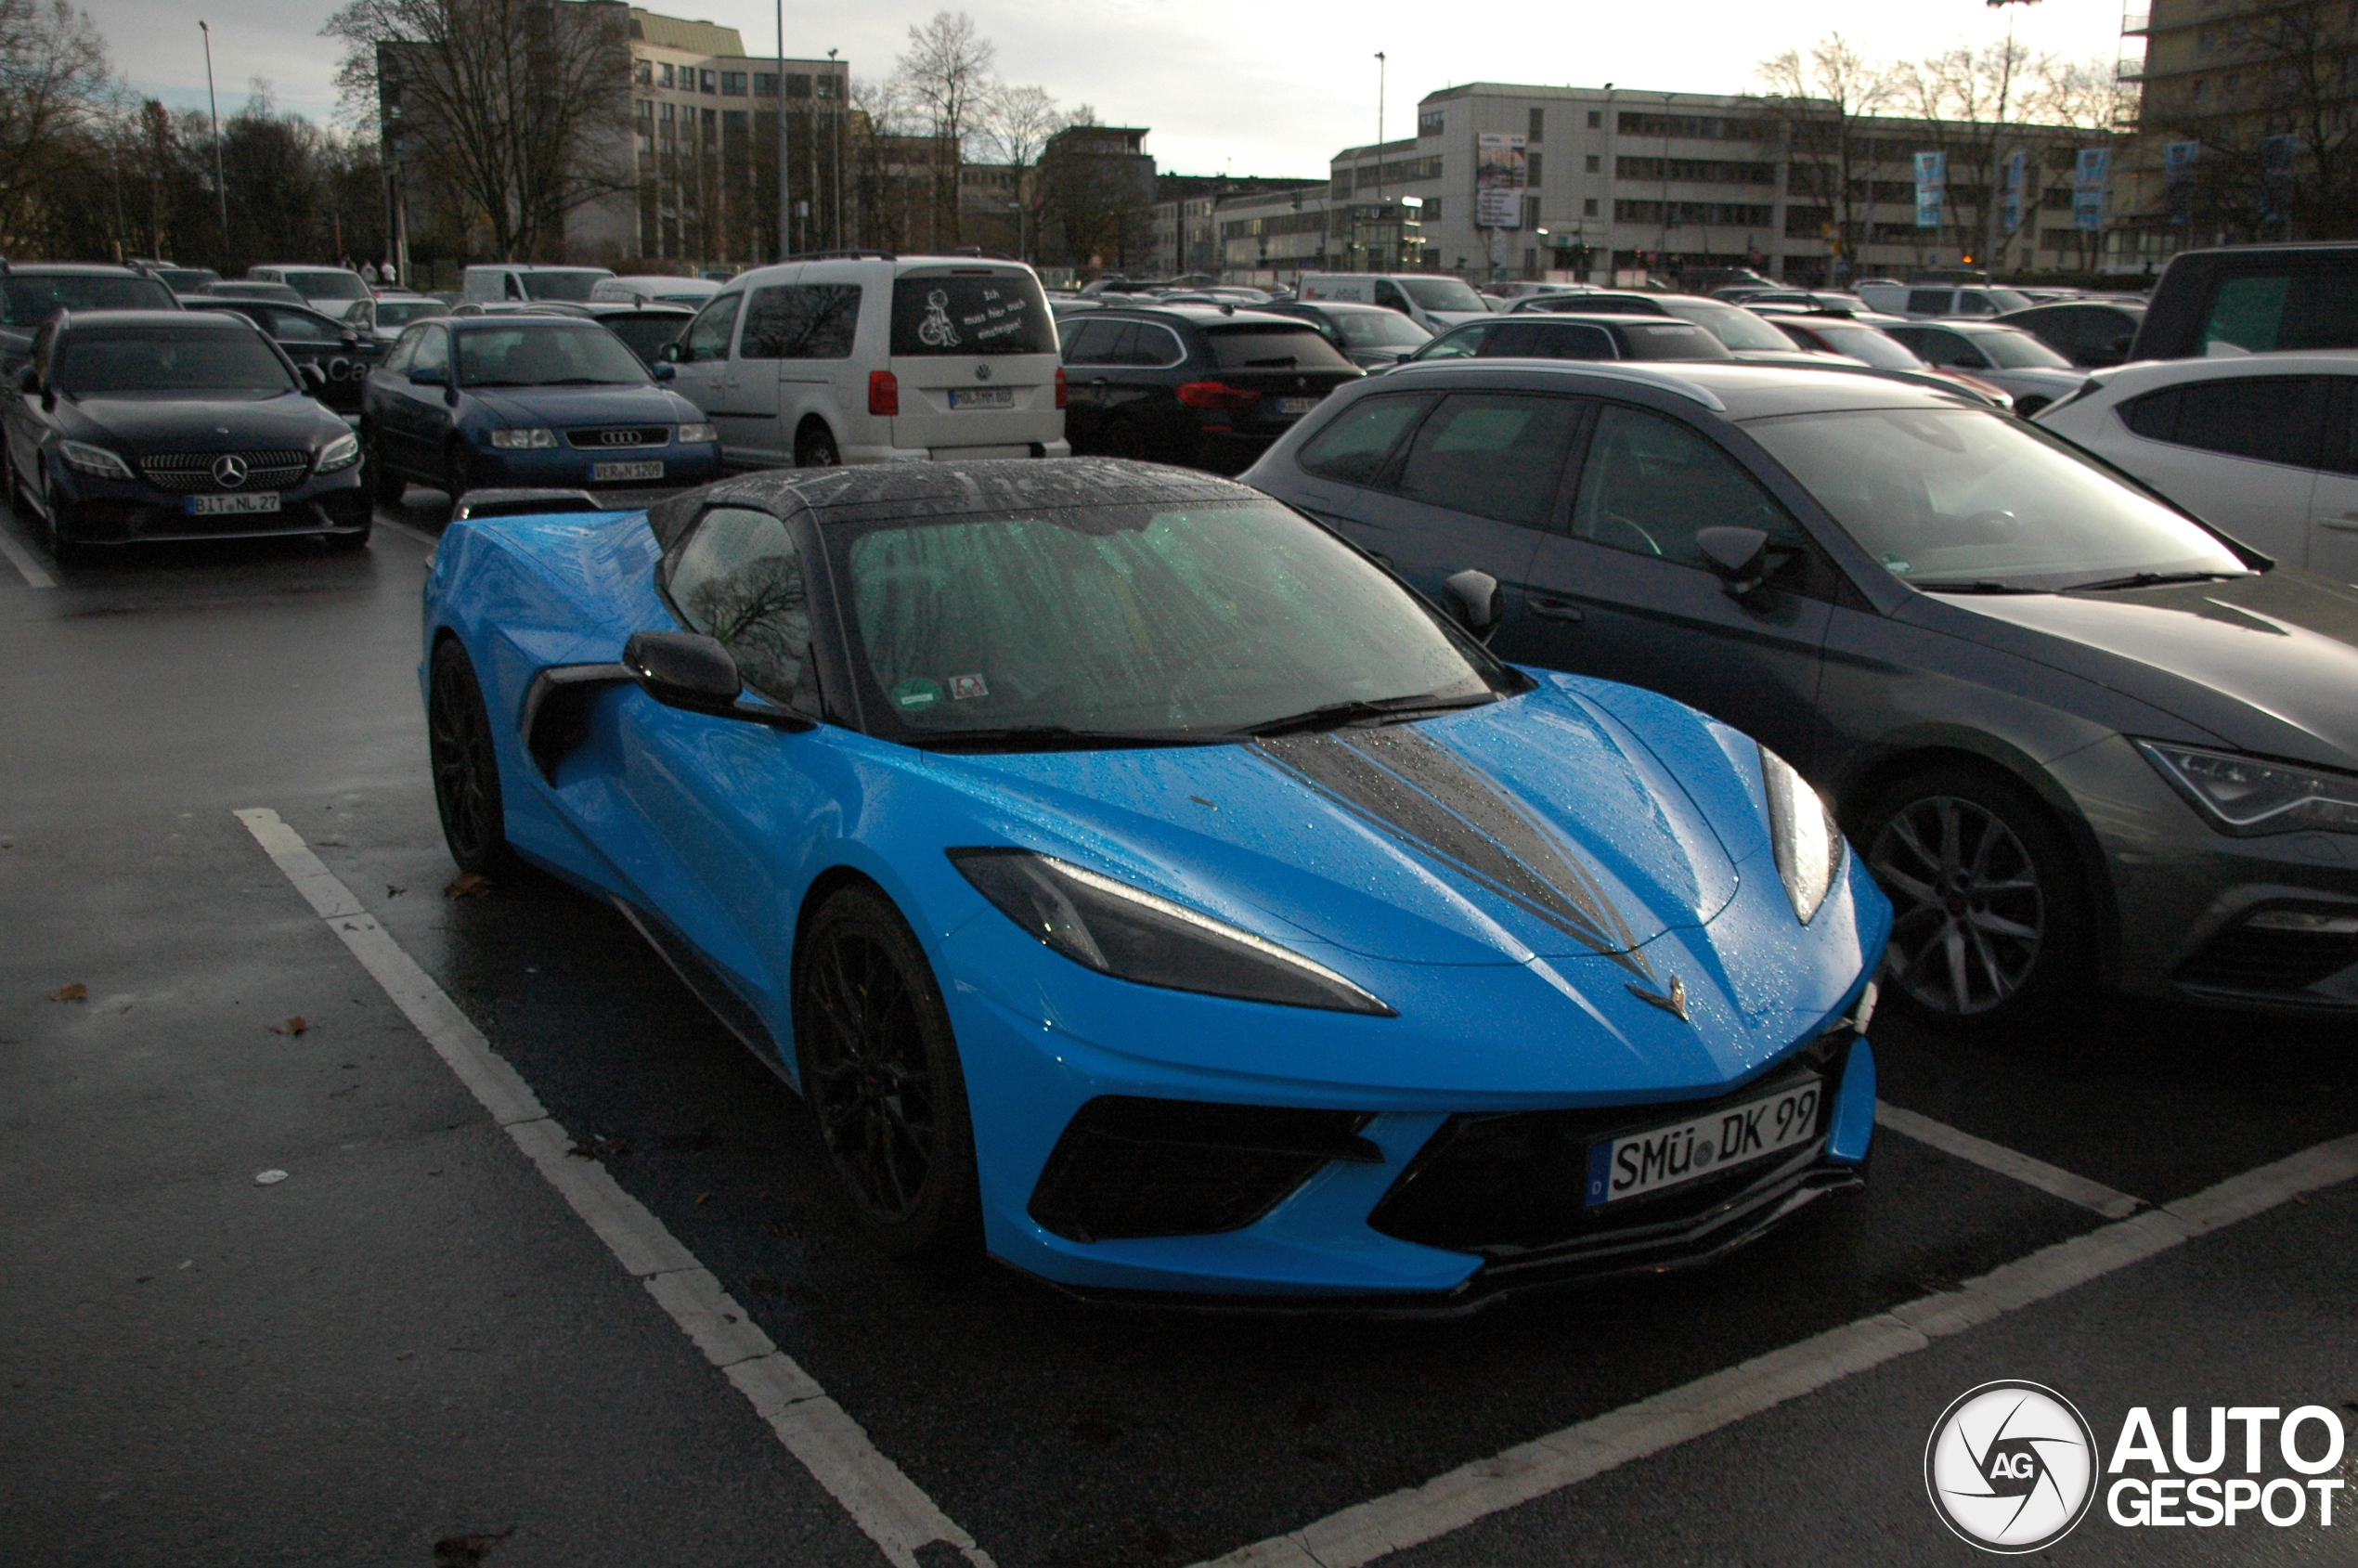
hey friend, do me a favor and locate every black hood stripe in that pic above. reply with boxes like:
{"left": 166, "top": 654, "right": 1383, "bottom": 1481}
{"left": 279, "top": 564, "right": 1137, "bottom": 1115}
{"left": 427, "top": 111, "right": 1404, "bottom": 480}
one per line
{"left": 1256, "top": 728, "right": 1650, "bottom": 973}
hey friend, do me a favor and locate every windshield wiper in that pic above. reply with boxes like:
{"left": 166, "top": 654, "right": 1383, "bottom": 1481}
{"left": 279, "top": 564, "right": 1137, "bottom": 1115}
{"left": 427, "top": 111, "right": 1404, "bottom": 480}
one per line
{"left": 909, "top": 725, "right": 1234, "bottom": 754}
{"left": 1909, "top": 579, "right": 2045, "bottom": 594}
{"left": 1236, "top": 692, "right": 1499, "bottom": 738}
{"left": 2062, "top": 570, "right": 2252, "bottom": 592}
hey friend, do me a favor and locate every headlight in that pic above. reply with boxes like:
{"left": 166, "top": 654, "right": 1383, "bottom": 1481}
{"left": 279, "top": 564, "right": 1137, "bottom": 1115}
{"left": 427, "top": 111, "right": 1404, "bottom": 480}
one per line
{"left": 488, "top": 427, "right": 557, "bottom": 449}
{"left": 676, "top": 421, "right": 717, "bottom": 444}
{"left": 58, "top": 440, "right": 134, "bottom": 481}
{"left": 2136, "top": 741, "right": 2358, "bottom": 836}
{"left": 315, "top": 432, "right": 360, "bottom": 472}
{"left": 948, "top": 848, "right": 1393, "bottom": 1016}
{"left": 1759, "top": 745, "right": 1843, "bottom": 924}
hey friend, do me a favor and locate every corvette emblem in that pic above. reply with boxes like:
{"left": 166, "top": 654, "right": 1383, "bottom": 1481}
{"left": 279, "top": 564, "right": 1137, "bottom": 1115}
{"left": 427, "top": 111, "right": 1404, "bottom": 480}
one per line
{"left": 1626, "top": 974, "right": 1690, "bottom": 1021}
{"left": 212, "top": 454, "right": 249, "bottom": 488}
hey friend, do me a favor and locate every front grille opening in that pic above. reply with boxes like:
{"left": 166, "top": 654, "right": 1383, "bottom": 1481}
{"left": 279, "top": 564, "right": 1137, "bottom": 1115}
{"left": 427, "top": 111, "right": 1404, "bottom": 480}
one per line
{"left": 1368, "top": 1043, "right": 1846, "bottom": 1255}
{"left": 136, "top": 450, "right": 310, "bottom": 493}
{"left": 564, "top": 426, "right": 671, "bottom": 450}
{"left": 1028, "top": 1096, "right": 1380, "bottom": 1243}
{"left": 2177, "top": 905, "right": 2358, "bottom": 995}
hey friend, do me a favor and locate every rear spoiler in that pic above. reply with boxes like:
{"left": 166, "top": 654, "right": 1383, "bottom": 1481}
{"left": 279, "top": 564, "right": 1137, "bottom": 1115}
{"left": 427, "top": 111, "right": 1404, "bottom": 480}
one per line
{"left": 451, "top": 487, "right": 610, "bottom": 521}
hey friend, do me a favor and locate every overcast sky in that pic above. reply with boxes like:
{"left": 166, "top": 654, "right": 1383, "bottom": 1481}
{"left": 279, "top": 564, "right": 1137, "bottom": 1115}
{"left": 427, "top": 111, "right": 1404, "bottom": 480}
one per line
{"left": 102, "top": 0, "right": 2128, "bottom": 175}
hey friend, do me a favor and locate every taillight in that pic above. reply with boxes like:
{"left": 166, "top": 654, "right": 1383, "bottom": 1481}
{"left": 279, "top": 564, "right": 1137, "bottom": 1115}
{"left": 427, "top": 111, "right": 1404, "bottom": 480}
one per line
{"left": 1054, "top": 366, "right": 1068, "bottom": 410}
{"left": 1175, "top": 381, "right": 1261, "bottom": 410}
{"left": 868, "top": 369, "right": 899, "bottom": 417}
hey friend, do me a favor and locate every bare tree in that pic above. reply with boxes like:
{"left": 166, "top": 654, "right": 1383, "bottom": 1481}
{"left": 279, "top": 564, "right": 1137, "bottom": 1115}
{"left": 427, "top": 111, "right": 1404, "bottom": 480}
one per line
{"left": 2021, "top": 57, "right": 2129, "bottom": 272}
{"left": 2181, "top": 0, "right": 2358, "bottom": 240}
{"left": 974, "top": 82, "right": 1058, "bottom": 258}
{"left": 895, "top": 9, "right": 993, "bottom": 245}
{"left": 1900, "top": 35, "right": 2047, "bottom": 271}
{"left": 0, "top": 0, "right": 109, "bottom": 248}
{"left": 323, "top": 0, "right": 629, "bottom": 262}
{"left": 1756, "top": 33, "right": 1895, "bottom": 283}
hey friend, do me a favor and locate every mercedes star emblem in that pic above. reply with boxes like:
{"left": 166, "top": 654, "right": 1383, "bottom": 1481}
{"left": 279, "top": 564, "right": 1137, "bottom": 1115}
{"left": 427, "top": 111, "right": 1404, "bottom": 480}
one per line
{"left": 212, "top": 454, "right": 249, "bottom": 489}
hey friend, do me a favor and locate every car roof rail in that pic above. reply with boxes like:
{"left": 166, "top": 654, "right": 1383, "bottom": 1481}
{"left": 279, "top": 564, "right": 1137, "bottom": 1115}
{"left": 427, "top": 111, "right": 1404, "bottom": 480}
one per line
{"left": 1384, "top": 357, "right": 1729, "bottom": 411}
{"left": 452, "top": 487, "right": 611, "bottom": 521}
{"left": 780, "top": 249, "right": 896, "bottom": 263}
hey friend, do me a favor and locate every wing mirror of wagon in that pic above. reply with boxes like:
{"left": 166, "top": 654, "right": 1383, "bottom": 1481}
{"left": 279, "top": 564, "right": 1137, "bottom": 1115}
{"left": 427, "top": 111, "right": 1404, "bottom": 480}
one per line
{"left": 1442, "top": 568, "right": 1501, "bottom": 642}
{"left": 1696, "top": 525, "right": 1770, "bottom": 598}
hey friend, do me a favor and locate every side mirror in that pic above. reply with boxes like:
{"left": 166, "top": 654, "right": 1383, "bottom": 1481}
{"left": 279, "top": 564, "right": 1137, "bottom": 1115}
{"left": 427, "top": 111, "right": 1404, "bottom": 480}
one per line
{"left": 300, "top": 362, "right": 327, "bottom": 389}
{"left": 624, "top": 629, "right": 742, "bottom": 712}
{"left": 409, "top": 363, "right": 445, "bottom": 385}
{"left": 1695, "top": 525, "right": 1770, "bottom": 597}
{"left": 662, "top": 341, "right": 682, "bottom": 362}
{"left": 653, "top": 361, "right": 676, "bottom": 382}
{"left": 1442, "top": 569, "right": 1501, "bottom": 641}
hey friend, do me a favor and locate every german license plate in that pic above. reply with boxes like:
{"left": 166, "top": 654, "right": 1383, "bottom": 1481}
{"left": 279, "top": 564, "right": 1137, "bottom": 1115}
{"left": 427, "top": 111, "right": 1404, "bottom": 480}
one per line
{"left": 187, "top": 492, "right": 280, "bottom": 515}
{"left": 949, "top": 387, "right": 1014, "bottom": 409}
{"left": 1278, "top": 395, "right": 1320, "bottom": 415}
{"left": 591, "top": 460, "right": 665, "bottom": 482}
{"left": 1585, "top": 1076, "right": 1823, "bottom": 1206}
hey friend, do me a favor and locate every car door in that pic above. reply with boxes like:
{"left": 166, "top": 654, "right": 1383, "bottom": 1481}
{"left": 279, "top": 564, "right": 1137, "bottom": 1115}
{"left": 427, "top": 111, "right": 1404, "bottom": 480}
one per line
{"left": 2300, "top": 377, "right": 2358, "bottom": 583}
{"left": 667, "top": 292, "right": 743, "bottom": 451}
{"left": 1277, "top": 389, "right": 1439, "bottom": 538}
{"left": 1058, "top": 318, "right": 1127, "bottom": 450}
{"left": 1516, "top": 401, "right": 1833, "bottom": 771}
{"left": 382, "top": 325, "right": 451, "bottom": 474}
{"left": 750, "top": 280, "right": 863, "bottom": 466}
{"left": 718, "top": 280, "right": 797, "bottom": 463}
{"left": 2112, "top": 375, "right": 2326, "bottom": 563}
{"left": 606, "top": 503, "right": 831, "bottom": 1024}
{"left": 1340, "top": 391, "right": 1583, "bottom": 640}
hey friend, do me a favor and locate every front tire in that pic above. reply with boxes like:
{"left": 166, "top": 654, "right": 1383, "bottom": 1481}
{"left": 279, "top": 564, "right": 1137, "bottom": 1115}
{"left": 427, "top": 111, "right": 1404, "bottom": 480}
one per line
{"left": 36, "top": 461, "right": 84, "bottom": 568}
{"left": 368, "top": 433, "right": 404, "bottom": 504}
{"left": 442, "top": 441, "right": 474, "bottom": 519}
{"left": 1861, "top": 765, "right": 2089, "bottom": 1030}
{"left": 792, "top": 883, "right": 980, "bottom": 1262}
{"left": 427, "top": 638, "right": 512, "bottom": 875}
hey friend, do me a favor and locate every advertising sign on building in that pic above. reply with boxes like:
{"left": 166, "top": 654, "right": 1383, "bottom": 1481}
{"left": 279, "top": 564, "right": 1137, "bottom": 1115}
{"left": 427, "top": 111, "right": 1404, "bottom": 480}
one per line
{"left": 2073, "top": 147, "right": 2110, "bottom": 231}
{"left": 1913, "top": 151, "right": 1945, "bottom": 229}
{"left": 1476, "top": 133, "right": 1528, "bottom": 229}
{"left": 2002, "top": 149, "right": 2026, "bottom": 234}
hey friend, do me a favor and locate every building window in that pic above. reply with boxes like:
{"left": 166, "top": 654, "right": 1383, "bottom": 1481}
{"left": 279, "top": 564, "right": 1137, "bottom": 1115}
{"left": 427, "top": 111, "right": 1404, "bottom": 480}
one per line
{"left": 816, "top": 73, "right": 837, "bottom": 98}
{"left": 659, "top": 61, "right": 675, "bottom": 88}
{"left": 1586, "top": 154, "right": 1600, "bottom": 174}
{"left": 755, "top": 72, "right": 777, "bottom": 96}
{"left": 660, "top": 100, "right": 676, "bottom": 123}
{"left": 723, "top": 109, "right": 747, "bottom": 132}
{"left": 787, "top": 72, "right": 811, "bottom": 97}
{"left": 1584, "top": 197, "right": 1598, "bottom": 216}
{"left": 633, "top": 58, "right": 652, "bottom": 84}
{"left": 703, "top": 106, "right": 718, "bottom": 142}
{"left": 1418, "top": 109, "right": 1444, "bottom": 136}
{"left": 1528, "top": 107, "right": 1545, "bottom": 142}
{"left": 1523, "top": 195, "right": 1540, "bottom": 228}
{"left": 720, "top": 71, "right": 746, "bottom": 96}
{"left": 1525, "top": 152, "right": 1541, "bottom": 188}
{"left": 1587, "top": 110, "right": 1601, "bottom": 128}
{"left": 700, "top": 69, "right": 717, "bottom": 93}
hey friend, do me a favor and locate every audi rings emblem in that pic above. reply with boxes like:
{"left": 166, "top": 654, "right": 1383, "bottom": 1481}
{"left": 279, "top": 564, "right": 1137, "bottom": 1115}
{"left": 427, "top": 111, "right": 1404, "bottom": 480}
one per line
{"left": 212, "top": 454, "right": 249, "bottom": 489}
{"left": 598, "top": 430, "right": 643, "bottom": 447}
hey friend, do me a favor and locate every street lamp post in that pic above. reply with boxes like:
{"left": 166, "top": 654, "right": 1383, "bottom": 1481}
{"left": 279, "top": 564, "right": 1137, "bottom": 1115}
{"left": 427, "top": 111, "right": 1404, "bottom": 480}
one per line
{"left": 828, "top": 47, "right": 843, "bottom": 249}
{"left": 1985, "top": 0, "right": 2042, "bottom": 277}
{"left": 1658, "top": 92, "right": 1674, "bottom": 280}
{"left": 776, "top": 0, "right": 788, "bottom": 258}
{"left": 199, "top": 20, "right": 228, "bottom": 266}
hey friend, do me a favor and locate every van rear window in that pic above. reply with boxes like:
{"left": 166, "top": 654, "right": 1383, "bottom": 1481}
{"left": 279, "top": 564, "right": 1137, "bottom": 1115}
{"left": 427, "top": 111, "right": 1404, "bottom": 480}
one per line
{"left": 891, "top": 273, "right": 1055, "bottom": 356}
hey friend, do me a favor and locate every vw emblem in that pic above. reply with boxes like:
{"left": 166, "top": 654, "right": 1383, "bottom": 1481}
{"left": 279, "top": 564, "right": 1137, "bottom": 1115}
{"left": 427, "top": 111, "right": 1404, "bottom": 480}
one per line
{"left": 975, "top": 364, "right": 992, "bottom": 382}
{"left": 212, "top": 454, "right": 249, "bottom": 489}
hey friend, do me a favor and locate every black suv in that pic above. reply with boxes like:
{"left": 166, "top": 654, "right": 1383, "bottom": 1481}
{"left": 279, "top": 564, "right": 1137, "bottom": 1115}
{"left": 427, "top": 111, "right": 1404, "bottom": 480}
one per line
{"left": 1059, "top": 305, "right": 1362, "bottom": 472}
{"left": 0, "top": 262, "right": 178, "bottom": 376}
{"left": 3, "top": 310, "right": 369, "bottom": 564}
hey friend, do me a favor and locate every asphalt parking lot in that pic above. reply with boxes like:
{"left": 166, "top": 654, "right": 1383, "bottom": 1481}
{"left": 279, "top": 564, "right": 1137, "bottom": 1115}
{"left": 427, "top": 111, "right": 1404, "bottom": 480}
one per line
{"left": 4, "top": 497, "right": 2355, "bottom": 1567}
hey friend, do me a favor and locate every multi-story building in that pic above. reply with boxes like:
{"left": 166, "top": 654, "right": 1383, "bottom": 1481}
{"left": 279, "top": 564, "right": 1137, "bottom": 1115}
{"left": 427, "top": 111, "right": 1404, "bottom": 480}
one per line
{"left": 1216, "top": 186, "right": 1335, "bottom": 286}
{"left": 1293, "top": 83, "right": 2105, "bottom": 287}
{"left": 1149, "top": 176, "right": 1323, "bottom": 277}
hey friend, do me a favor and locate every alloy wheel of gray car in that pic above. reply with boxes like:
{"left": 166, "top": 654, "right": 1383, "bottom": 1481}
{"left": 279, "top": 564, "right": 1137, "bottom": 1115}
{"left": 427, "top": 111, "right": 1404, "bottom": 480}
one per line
{"left": 1865, "top": 771, "right": 2081, "bottom": 1027}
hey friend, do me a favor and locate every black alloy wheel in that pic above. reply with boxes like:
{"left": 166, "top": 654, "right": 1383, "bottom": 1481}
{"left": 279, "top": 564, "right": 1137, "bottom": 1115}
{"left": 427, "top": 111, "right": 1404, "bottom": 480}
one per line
{"left": 367, "top": 432, "right": 404, "bottom": 504}
{"left": 1862, "top": 766, "right": 2087, "bottom": 1030}
{"left": 795, "top": 421, "right": 840, "bottom": 468}
{"left": 426, "top": 638, "right": 511, "bottom": 875}
{"left": 792, "top": 884, "right": 980, "bottom": 1261}
{"left": 35, "top": 459, "right": 84, "bottom": 569}
{"left": 443, "top": 440, "right": 473, "bottom": 519}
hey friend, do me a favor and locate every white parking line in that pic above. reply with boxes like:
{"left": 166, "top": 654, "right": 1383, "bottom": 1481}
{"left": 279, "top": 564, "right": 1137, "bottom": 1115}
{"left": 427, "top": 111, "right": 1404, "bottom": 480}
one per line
{"left": 232, "top": 808, "right": 993, "bottom": 1568}
{"left": 1199, "top": 1133, "right": 2358, "bottom": 1568}
{"left": 1876, "top": 1100, "right": 2144, "bottom": 1218}
{"left": 0, "top": 524, "right": 55, "bottom": 588}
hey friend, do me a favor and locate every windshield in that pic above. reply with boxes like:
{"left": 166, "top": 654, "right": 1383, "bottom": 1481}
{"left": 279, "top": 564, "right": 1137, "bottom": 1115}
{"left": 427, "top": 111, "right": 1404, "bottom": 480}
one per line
{"left": 1334, "top": 310, "right": 1432, "bottom": 348}
{"left": 154, "top": 268, "right": 217, "bottom": 292}
{"left": 54, "top": 328, "right": 296, "bottom": 395}
{"left": 1618, "top": 320, "right": 1732, "bottom": 360}
{"left": 890, "top": 271, "right": 1056, "bottom": 356}
{"left": 518, "top": 269, "right": 611, "bottom": 302}
{"left": 454, "top": 324, "right": 650, "bottom": 386}
{"left": 1808, "top": 324, "right": 1924, "bottom": 369}
{"left": 374, "top": 299, "right": 447, "bottom": 328}
{"left": 0, "top": 274, "right": 175, "bottom": 325}
{"left": 1973, "top": 327, "right": 2073, "bottom": 369}
{"left": 602, "top": 314, "right": 689, "bottom": 365}
{"left": 836, "top": 499, "right": 1509, "bottom": 746}
{"left": 1400, "top": 277, "right": 1489, "bottom": 313}
{"left": 1745, "top": 408, "right": 2249, "bottom": 591}
{"left": 1986, "top": 288, "right": 2034, "bottom": 314}
{"left": 1662, "top": 298, "right": 1793, "bottom": 352}
{"left": 277, "top": 270, "right": 369, "bottom": 303}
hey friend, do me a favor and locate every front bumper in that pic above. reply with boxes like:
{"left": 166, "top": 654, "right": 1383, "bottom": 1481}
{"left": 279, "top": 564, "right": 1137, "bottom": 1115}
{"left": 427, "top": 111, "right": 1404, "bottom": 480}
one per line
{"left": 842, "top": 439, "right": 1071, "bottom": 464}
{"left": 46, "top": 460, "right": 369, "bottom": 545}
{"left": 470, "top": 438, "right": 724, "bottom": 491}
{"left": 2049, "top": 735, "right": 2358, "bottom": 1009}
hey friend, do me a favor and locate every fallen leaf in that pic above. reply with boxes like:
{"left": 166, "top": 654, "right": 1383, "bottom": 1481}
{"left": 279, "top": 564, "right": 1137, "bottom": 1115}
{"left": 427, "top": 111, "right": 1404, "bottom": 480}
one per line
{"left": 567, "top": 1134, "right": 628, "bottom": 1161}
{"left": 385, "top": 884, "right": 405, "bottom": 897}
{"left": 48, "top": 983, "right": 86, "bottom": 1003}
{"left": 695, "top": 1192, "right": 712, "bottom": 1205}
{"left": 267, "top": 1017, "right": 309, "bottom": 1036}
{"left": 433, "top": 1527, "right": 514, "bottom": 1566}
{"left": 443, "top": 872, "right": 492, "bottom": 899}
{"left": 395, "top": 1351, "right": 414, "bottom": 1361}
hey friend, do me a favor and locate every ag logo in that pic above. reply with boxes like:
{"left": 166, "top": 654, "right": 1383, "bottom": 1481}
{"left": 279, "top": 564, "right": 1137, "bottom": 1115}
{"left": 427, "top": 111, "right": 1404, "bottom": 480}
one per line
{"left": 1924, "top": 1381, "right": 2097, "bottom": 1552}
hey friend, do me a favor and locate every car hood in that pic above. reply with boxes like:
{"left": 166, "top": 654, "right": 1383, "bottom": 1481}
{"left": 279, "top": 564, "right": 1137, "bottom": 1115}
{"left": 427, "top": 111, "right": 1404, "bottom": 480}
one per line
{"left": 924, "top": 685, "right": 1745, "bottom": 966}
{"left": 1912, "top": 569, "right": 2358, "bottom": 769}
{"left": 466, "top": 384, "right": 696, "bottom": 427}
{"left": 59, "top": 391, "right": 335, "bottom": 450}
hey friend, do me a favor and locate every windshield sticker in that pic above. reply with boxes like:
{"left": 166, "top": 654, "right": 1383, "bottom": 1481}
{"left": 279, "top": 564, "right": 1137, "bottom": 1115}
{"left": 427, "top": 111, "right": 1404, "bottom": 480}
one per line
{"left": 890, "top": 677, "right": 942, "bottom": 710}
{"left": 917, "top": 290, "right": 961, "bottom": 348}
{"left": 1881, "top": 553, "right": 1913, "bottom": 575}
{"left": 949, "top": 673, "right": 989, "bottom": 701}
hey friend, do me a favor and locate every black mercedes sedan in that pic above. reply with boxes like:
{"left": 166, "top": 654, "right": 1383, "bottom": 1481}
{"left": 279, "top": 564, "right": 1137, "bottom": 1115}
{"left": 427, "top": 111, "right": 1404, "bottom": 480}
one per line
{"left": 4, "top": 310, "right": 369, "bottom": 564}
{"left": 1244, "top": 359, "right": 2358, "bottom": 1028}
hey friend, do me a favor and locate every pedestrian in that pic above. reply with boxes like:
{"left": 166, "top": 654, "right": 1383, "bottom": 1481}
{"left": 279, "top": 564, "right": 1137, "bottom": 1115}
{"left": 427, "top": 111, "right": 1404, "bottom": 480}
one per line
{"left": 362, "top": 260, "right": 381, "bottom": 285}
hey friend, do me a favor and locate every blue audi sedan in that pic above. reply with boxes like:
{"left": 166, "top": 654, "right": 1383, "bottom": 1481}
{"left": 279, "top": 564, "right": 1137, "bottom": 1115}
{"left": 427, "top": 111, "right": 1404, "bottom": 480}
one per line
{"left": 362, "top": 315, "right": 721, "bottom": 509}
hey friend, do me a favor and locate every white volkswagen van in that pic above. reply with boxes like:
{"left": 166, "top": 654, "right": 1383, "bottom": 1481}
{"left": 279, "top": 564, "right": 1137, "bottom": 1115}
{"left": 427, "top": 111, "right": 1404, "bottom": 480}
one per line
{"left": 664, "top": 253, "right": 1068, "bottom": 467}
{"left": 1296, "top": 272, "right": 1494, "bottom": 334}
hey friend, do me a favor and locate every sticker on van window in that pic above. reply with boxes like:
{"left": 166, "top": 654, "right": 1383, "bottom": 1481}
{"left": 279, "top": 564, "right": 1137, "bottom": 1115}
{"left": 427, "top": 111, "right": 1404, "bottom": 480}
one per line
{"left": 917, "top": 290, "right": 961, "bottom": 349}
{"left": 948, "top": 673, "right": 989, "bottom": 700}
{"left": 890, "top": 677, "right": 942, "bottom": 710}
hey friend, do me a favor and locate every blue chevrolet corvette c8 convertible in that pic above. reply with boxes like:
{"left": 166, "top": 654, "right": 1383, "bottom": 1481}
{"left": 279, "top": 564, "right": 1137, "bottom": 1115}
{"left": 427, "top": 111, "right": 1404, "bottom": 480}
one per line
{"left": 420, "top": 458, "right": 1889, "bottom": 1310}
